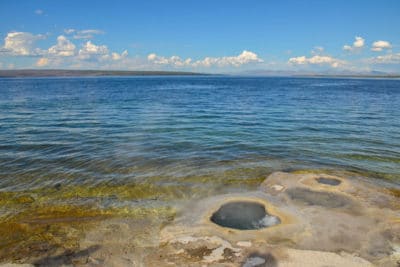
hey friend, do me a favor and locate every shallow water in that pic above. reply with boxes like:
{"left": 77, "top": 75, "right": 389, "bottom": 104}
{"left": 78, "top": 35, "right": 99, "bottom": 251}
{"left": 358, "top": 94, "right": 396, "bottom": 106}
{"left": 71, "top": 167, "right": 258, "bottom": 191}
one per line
{"left": 0, "top": 76, "right": 399, "bottom": 259}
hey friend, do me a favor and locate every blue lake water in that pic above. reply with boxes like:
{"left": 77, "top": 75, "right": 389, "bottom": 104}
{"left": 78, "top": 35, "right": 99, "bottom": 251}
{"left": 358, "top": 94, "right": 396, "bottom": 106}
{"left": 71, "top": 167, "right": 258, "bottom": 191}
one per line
{"left": 0, "top": 76, "right": 399, "bottom": 198}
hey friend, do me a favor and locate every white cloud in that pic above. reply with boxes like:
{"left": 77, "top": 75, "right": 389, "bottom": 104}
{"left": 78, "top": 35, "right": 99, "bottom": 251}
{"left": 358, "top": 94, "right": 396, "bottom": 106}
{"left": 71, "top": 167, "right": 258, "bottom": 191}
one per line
{"left": 147, "top": 53, "right": 157, "bottom": 61}
{"left": 3, "top": 32, "right": 45, "bottom": 56}
{"left": 371, "top": 40, "right": 392, "bottom": 52}
{"left": 64, "top": 29, "right": 75, "bottom": 35}
{"left": 0, "top": 30, "right": 129, "bottom": 69}
{"left": 36, "top": 57, "right": 49, "bottom": 67}
{"left": 353, "top": 36, "right": 365, "bottom": 48}
{"left": 148, "top": 50, "right": 263, "bottom": 68}
{"left": 343, "top": 36, "right": 365, "bottom": 51}
{"left": 48, "top": 35, "right": 76, "bottom": 57}
{"left": 365, "top": 53, "right": 400, "bottom": 64}
{"left": 73, "top": 29, "right": 104, "bottom": 39}
{"left": 147, "top": 54, "right": 192, "bottom": 67}
{"left": 111, "top": 50, "right": 128, "bottom": 61}
{"left": 289, "top": 55, "right": 345, "bottom": 68}
{"left": 193, "top": 50, "right": 263, "bottom": 67}
{"left": 311, "top": 46, "right": 324, "bottom": 55}
{"left": 343, "top": 45, "right": 352, "bottom": 51}
{"left": 78, "top": 41, "right": 109, "bottom": 60}
{"left": 35, "top": 9, "right": 44, "bottom": 15}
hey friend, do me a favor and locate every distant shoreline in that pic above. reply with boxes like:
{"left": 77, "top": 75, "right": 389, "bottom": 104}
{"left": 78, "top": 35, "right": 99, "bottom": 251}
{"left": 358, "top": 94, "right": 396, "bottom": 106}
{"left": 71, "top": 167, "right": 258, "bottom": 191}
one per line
{"left": 1, "top": 69, "right": 399, "bottom": 79}
{"left": 295, "top": 74, "right": 400, "bottom": 79}
{"left": 0, "top": 69, "right": 208, "bottom": 78}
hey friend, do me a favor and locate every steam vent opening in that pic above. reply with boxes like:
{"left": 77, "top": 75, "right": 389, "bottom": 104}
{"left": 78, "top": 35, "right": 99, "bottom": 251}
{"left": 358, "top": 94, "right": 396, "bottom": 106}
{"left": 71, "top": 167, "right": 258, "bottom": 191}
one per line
{"left": 210, "top": 201, "right": 281, "bottom": 230}
{"left": 316, "top": 177, "right": 342, "bottom": 186}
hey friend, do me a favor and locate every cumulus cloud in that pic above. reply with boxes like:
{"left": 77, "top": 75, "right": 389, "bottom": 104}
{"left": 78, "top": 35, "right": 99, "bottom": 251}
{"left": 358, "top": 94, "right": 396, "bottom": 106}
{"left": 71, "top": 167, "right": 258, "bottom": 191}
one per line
{"left": 35, "top": 9, "right": 44, "bottom": 15}
{"left": 343, "top": 36, "right": 365, "bottom": 51}
{"left": 36, "top": 57, "right": 49, "bottom": 67}
{"left": 73, "top": 29, "right": 104, "bottom": 39}
{"left": 147, "top": 50, "right": 263, "bottom": 68}
{"left": 147, "top": 54, "right": 192, "bottom": 67}
{"left": 365, "top": 53, "right": 400, "bottom": 64}
{"left": 78, "top": 41, "right": 109, "bottom": 60}
{"left": 194, "top": 50, "right": 263, "bottom": 67}
{"left": 111, "top": 50, "right": 128, "bottom": 61}
{"left": 48, "top": 35, "right": 76, "bottom": 56}
{"left": 289, "top": 55, "right": 345, "bottom": 68}
{"left": 353, "top": 37, "right": 365, "bottom": 48}
{"left": 3, "top": 32, "right": 45, "bottom": 56}
{"left": 371, "top": 40, "right": 392, "bottom": 52}
{"left": 1, "top": 30, "right": 129, "bottom": 69}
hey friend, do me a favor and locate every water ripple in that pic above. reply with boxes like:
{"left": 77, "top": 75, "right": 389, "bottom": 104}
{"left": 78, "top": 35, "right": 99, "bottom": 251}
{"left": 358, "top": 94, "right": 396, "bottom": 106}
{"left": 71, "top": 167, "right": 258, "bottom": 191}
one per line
{"left": 0, "top": 76, "right": 399, "bottom": 192}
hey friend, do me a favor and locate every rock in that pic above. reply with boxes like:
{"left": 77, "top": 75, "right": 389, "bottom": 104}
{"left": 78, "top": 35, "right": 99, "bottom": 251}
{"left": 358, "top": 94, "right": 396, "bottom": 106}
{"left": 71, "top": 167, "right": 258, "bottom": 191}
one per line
{"left": 271, "top": 184, "right": 284, "bottom": 192}
{"left": 236, "top": 241, "right": 252, "bottom": 247}
{"left": 277, "top": 248, "right": 374, "bottom": 267}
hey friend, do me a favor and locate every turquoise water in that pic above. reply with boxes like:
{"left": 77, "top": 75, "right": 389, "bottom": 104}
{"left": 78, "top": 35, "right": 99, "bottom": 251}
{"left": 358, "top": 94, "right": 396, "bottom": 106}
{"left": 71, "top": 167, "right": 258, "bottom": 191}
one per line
{"left": 0, "top": 76, "right": 399, "bottom": 195}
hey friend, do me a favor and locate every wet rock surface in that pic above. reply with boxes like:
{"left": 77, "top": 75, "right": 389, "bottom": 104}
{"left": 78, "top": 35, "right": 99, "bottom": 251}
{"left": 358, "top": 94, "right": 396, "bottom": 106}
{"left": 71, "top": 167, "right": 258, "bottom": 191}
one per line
{"left": 285, "top": 187, "right": 355, "bottom": 209}
{"left": 2, "top": 171, "right": 399, "bottom": 266}
{"left": 316, "top": 177, "right": 342, "bottom": 186}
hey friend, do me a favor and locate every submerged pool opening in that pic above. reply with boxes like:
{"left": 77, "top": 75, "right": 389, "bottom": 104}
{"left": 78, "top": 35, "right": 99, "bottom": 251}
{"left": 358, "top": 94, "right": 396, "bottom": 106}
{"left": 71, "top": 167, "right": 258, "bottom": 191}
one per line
{"left": 316, "top": 177, "right": 342, "bottom": 186}
{"left": 210, "top": 201, "right": 280, "bottom": 230}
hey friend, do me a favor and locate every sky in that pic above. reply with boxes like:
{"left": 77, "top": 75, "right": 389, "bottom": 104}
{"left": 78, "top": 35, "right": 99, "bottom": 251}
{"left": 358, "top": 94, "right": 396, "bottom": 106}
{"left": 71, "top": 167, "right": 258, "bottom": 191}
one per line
{"left": 0, "top": 0, "right": 399, "bottom": 73}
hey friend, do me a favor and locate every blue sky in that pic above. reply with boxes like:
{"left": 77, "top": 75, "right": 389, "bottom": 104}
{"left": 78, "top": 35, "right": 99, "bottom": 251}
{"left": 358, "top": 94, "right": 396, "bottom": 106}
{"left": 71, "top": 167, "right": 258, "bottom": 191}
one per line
{"left": 1, "top": 0, "right": 399, "bottom": 73}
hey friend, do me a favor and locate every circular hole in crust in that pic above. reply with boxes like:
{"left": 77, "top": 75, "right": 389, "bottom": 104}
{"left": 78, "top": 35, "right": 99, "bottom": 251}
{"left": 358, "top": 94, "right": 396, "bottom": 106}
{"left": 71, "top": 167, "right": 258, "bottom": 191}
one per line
{"left": 316, "top": 177, "right": 342, "bottom": 186}
{"left": 210, "top": 201, "right": 280, "bottom": 230}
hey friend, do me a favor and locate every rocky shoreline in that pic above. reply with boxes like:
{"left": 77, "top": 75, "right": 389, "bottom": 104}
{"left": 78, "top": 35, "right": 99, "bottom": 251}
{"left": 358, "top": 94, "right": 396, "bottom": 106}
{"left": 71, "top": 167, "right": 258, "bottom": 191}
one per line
{"left": 1, "top": 171, "right": 399, "bottom": 266}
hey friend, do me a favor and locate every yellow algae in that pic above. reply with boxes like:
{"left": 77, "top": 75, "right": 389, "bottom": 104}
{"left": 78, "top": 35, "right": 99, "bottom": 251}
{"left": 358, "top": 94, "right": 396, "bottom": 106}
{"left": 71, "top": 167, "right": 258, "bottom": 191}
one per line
{"left": 0, "top": 192, "right": 35, "bottom": 206}
{"left": 0, "top": 182, "right": 193, "bottom": 209}
{"left": 223, "top": 176, "right": 266, "bottom": 186}
{"left": 177, "top": 166, "right": 271, "bottom": 183}
{"left": 388, "top": 187, "right": 400, "bottom": 198}
{"left": 14, "top": 195, "right": 35, "bottom": 204}
{"left": 0, "top": 219, "right": 85, "bottom": 262}
{"left": 291, "top": 169, "right": 333, "bottom": 175}
{"left": 0, "top": 183, "right": 178, "bottom": 262}
{"left": 0, "top": 202, "right": 176, "bottom": 262}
